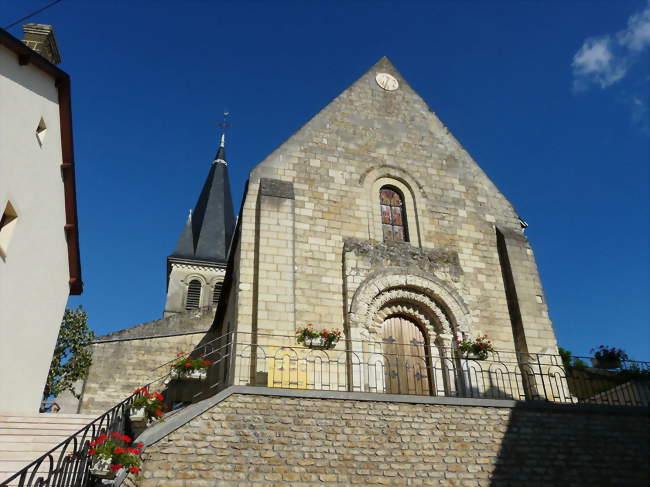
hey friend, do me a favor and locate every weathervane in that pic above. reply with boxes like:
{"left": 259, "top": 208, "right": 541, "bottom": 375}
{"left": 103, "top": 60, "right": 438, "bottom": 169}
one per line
{"left": 217, "top": 111, "right": 232, "bottom": 147}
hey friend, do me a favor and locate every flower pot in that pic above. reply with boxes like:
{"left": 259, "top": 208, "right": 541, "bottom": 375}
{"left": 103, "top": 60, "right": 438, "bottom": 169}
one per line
{"left": 129, "top": 407, "right": 148, "bottom": 428}
{"left": 305, "top": 337, "right": 337, "bottom": 350}
{"left": 89, "top": 458, "right": 116, "bottom": 479}
{"left": 189, "top": 369, "right": 207, "bottom": 380}
{"left": 461, "top": 350, "right": 489, "bottom": 361}
{"left": 170, "top": 368, "right": 207, "bottom": 381}
{"left": 591, "top": 358, "right": 621, "bottom": 370}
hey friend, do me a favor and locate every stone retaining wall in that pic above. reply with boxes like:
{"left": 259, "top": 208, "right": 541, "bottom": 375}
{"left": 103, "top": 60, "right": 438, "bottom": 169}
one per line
{"left": 78, "top": 308, "right": 215, "bottom": 413}
{"left": 139, "top": 392, "right": 648, "bottom": 486}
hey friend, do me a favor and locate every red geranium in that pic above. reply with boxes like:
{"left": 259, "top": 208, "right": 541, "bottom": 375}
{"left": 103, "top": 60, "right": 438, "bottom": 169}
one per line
{"left": 88, "top": 435, "right": 142, "bottom": 475}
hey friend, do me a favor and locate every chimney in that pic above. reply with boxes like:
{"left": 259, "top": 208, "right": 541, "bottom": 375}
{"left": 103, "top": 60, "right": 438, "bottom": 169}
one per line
{"left": 21, "top": 23, "right": 61, "bottom": 64}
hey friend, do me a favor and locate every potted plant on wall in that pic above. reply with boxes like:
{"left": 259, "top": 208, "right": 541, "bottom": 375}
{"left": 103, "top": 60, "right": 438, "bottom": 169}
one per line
{"left": 455, "top": 335, "right": 494, "bottom": 360}
{"left": 295, "top": 324, "right": 342, "bottom": 350}
{"left": 590, "top": 346, "right": 628, "bottom": 369}
{"left": 170, "top": 353, "right": 213, "bottom": 380}
{"left": 128, "top": 387, "right": 166, "bottom": 428}
{"left": 87, "top": 433, "right": 142, "bottom": 480}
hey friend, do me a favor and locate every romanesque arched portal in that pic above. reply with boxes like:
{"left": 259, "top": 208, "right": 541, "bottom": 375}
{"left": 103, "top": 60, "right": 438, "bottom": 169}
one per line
{"left": 347, "top": 271, "right": 472, "bottom": 395}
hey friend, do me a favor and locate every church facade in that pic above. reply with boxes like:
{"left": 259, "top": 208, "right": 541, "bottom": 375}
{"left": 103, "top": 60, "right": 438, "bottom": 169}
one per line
{"left": 79, "top": 57, "right": 560, "bottom": 408}
{"left": 132, "top": 58, "right": 645, "bottom": 487}
{"left": 216, "top": 57, "right": 557, "bottom": 395}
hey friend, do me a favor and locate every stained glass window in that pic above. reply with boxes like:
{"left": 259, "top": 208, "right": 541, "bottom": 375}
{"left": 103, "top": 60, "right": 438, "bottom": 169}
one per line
{"left": 380, "top": 186, "right": 407, "bottom": 242}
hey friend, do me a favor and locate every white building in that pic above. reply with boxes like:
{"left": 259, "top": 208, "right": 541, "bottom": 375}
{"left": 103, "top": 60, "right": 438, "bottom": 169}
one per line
{"left": 0, "top": 25, "right": 82, "bottom": 414}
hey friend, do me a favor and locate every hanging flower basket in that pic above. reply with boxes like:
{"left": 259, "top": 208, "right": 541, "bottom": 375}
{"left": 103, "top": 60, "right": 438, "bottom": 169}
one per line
{"left": 89, "top": 457, "right": 115, "bottom": 480}
{"left": 590, "top": 346, "right": 627, "bottom": 370}
{"left": 87, "top": 433, "right": 142, "bottom": 480}
{"left": 296, "top": 324, "right": 342, "bottom": 350}
{"left": 170, "top": 353, "right": 212, "bottom": 380}
{"left": 455, "top": 335, "right": 494, "bottom": 361}
{"left": 129, "top": 387, "right": 166, "bottom": 428}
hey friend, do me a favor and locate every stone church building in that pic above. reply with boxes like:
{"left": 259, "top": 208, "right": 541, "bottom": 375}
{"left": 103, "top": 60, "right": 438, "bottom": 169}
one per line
{"left": 218, "top": 56, "right": 555, "bottom": 360}
{"left": 65, "top": 58, "right": 646, "bottom": 486}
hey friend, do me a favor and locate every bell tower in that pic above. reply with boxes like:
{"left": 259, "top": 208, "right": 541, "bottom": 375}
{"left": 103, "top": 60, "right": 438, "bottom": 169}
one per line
{"left": 163, "top": 133, "right": 235, "bottom": 316}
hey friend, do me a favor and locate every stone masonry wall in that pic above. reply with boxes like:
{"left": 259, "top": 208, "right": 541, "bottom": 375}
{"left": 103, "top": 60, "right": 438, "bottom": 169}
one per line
{"left": 78, "top": 308, "right": 215, "bottom": 413}
{"left": 140, "top": 393, "right": 648, "bottom": 486}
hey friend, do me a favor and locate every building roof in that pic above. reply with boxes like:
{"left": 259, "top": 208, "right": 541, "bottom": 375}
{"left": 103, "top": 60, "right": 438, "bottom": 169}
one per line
{"left": 0, "top": 27, "right": 83, "bottom": 294}
{"left": 170, "top": 136, "right": 235, "bottom": 263}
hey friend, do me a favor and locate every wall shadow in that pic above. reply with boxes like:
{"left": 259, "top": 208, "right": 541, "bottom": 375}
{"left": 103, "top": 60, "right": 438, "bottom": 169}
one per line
{"left": 490, "top": 403, "right": 649, "bottom": 486}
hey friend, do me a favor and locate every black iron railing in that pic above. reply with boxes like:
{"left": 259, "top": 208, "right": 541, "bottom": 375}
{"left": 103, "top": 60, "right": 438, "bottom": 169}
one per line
{"left": 3, "top": 331, "right": 647, "bottom": 486}
{"left": 232, "top": 332, "right": 650, "bottom": 407}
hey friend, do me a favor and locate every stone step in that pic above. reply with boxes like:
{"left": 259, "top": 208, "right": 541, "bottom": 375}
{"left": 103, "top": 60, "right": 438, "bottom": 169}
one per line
{"left": 0, "top": 434, "right": 78, "bottom": 443}
{"left": 0, "top": 441, "right": 65, "bottom": 452}
{"left": 0, "top": 413, "right": 99, "bottom": 486}
{"left": 0, "top": 413, "right": 97, "bottom": 424}
{"left": 0, "top": 423, "right": 93, "bottom": 432}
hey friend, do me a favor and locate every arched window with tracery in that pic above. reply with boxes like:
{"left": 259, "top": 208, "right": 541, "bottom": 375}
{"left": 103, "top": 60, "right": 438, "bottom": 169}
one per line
{"left": 380, "top": 186, "right": 408, "bottom": 242}
{"left": 185, "top": 279, "right": 202, "bottom": 310}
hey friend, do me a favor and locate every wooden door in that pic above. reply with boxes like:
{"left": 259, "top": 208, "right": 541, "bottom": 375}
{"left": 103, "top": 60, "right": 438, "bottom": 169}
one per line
{"left": 382, "top": 317, "right": 430, "bottom": 395}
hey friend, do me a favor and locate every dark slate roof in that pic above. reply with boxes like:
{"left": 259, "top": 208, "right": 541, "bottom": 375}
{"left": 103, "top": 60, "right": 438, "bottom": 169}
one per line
{"left": 170, "top": 141, "right": 235, "bottom": 263}
{"left": 170, "top": 212, "right": 195, "bottom": 259}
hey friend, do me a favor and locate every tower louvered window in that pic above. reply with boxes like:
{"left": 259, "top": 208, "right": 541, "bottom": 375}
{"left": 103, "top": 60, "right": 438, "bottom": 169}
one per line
{"left": 380, "top": 186, "right": 408, "bottom": 242}
{"left": 186, "top": 279, "right": 202, "bottom": 310}
{"left": 212, "top": 282, "right": 223, "bottom": 305}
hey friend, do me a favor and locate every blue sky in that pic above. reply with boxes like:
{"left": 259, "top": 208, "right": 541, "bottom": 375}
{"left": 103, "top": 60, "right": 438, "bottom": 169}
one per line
{"left": 3, "top": 1, "right": 648, "bottom": 360}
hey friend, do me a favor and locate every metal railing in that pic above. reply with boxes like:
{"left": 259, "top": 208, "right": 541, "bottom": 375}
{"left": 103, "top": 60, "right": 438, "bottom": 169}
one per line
{"left": 231, "top": 332, "right": 650, "bottom": 407}
{"left": 4, "top": 330, "right": 648, "bottom": 486}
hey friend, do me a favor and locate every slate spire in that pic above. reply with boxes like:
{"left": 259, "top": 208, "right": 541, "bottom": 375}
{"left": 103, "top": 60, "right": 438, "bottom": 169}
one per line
{"left": 171, "top": 210, "right": 194, "bottom": 258}
{"left": 169, "top": 134, "right": 235, "bottom": 263}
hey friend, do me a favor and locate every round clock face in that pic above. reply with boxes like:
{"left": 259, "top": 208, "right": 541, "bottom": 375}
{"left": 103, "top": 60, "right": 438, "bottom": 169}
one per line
{"left": 375, "top": 73, "right": 399, "bottom": 91}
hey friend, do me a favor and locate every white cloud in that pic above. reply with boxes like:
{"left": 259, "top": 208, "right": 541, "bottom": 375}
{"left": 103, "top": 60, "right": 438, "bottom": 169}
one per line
{"left": 572, "top": 37, "right": 627, "bottom": 89}
{"left": 619, "top": 2, "right": 650, "bottom": 51}
{"left": 572, "top": 1, "right": 650, "bottom": 90}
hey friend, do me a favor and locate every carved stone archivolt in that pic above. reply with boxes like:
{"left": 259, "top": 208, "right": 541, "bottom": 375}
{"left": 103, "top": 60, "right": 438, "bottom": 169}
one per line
{"left": 348, "top": 270, "right": 471, "bottom": 343}
{"left": 367, "top": 289, "right": 453, "bottom": 335}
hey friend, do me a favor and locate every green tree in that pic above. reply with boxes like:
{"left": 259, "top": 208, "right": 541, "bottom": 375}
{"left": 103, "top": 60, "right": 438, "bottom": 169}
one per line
{"left": 43, "top": 306, "right": 95, "bottom": 400}
{"left": 558, "top": 346, "right": 587, "bottom": 370}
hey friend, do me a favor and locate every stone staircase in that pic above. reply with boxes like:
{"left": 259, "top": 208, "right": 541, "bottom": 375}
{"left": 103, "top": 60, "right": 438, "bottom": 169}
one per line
{"left": 0, "top": 413, "right": 97, "bottom": 485}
